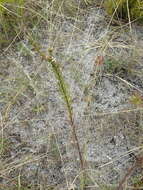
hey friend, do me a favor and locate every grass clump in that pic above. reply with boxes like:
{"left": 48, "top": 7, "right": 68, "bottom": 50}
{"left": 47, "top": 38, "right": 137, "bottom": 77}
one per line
{"left": 47, "top": 0, "right": 96, "bottom": 17}
{"left": 104, "top": 57, "right": 127, "bottom": 74}
{"left": 104, "top": 0, "right": 143, "bottom": 22}
{"left": 130, "top": 92, "right": 143, "bottom": 107}
{"left": 131, "top": 175, "right": 143, "bottom": 189}
{"left": 0, "top": 0, "right": 25, "bottom": 47}
{"left": 48, "top": 0, "right": 79, "bottom": 17}
{"left": 0, "top": 137, "right": 9, "bottom": 156}
{"left": 0, "top": 0, "right": 44, "bottom": 48}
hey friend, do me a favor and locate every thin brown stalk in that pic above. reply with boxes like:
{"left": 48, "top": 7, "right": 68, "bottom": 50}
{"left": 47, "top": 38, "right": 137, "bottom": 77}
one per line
{"left": 117, "top": 156, "right": 143, "bottom": 190}
{"left": 70, "top": 118, "right": 84, "bottom": 170}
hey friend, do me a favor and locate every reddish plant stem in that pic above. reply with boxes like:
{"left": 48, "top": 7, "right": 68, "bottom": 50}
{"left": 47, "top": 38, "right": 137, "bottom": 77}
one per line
{"left": 70, "top": 118, "right": 84, "bottom": 171}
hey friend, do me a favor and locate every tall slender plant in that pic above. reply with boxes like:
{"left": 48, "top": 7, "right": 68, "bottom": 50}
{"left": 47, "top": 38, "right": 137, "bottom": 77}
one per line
{"left": 30, "top": 39, "right": 85, "bottom": 173}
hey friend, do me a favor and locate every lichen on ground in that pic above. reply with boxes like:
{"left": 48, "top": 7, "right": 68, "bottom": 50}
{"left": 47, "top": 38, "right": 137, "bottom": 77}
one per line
{"left": 0, "top": 0, "right": 143, "bottom": 189}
